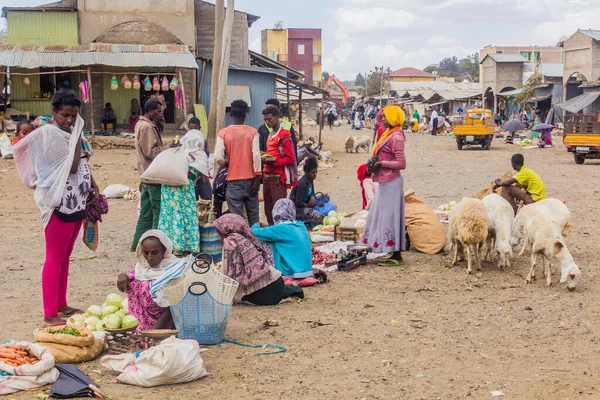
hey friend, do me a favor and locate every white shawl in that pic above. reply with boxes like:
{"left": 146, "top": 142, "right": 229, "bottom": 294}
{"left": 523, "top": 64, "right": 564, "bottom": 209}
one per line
{"left": 180, "top": 129, "right": 209, "bottom": 177}
{"left": 13, "top": 116, "right": 84, "bottom": 229}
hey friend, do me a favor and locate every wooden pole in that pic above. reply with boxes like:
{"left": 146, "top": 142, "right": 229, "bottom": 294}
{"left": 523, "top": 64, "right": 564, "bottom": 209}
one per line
{"left": 298, "top": 89, "right": 303, "bottom": 141}
{"left": 2, "top": 68, "right": 8, "bottom": 131}
{"left": 318, "top": 93, "right": 323, "bottom": 145}
{"left": 197, "top": 59, "right": 207, "bottom": 104}
{"left": 178, "top": 69, "right": 188, "bottom": 130}
{"left": 215, "top": 0, "right": 235, "bottom": 132}
{"left": 87, "top": 67, "right": 96, "bottom": 147}
{"left": 207, "top": 0, "right": 224, "bottom": 150}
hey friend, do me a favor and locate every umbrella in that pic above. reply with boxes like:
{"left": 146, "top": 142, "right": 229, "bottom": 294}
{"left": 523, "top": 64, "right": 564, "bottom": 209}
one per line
{"left": 502, "top": 119, "right": 527, "bottom": 132}
{"left": 49, "top": 364, "right": 106, "bottom": 399}
{"left": 532, "top": 123, "right": 554, "bottom": 131}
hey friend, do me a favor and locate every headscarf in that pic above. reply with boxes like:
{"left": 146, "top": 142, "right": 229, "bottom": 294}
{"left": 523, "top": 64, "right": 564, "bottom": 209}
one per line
{"left": 213, "top": 214, "right": 276, "bottom": 287}
{"left": 134, "top": 230, "right": 190, "bottom": 307}
{"left": 373, "top": 105, "right": 405, "bottom": 156}
{"left": 273, "top": 198, "right": 296, "bottom": 224}
{"left": 357, "top": 164, "right": 368, "bottom": 209}
{"left": 180, "top": 129, "right": 210, "bottom": 177}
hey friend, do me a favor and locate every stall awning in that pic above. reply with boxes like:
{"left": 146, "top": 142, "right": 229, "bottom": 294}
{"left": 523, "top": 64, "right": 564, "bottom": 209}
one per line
{"left": 0, "top": 43, "right": 198, "bottom": 69}
{"left": 530, "top": 94, "right": 552, "bottom": 102}
{"left": 555, "top": 92, "right": 600, "bottom": 113}
{"left": 497, "top": 88, "right": 523, "bottom": 97}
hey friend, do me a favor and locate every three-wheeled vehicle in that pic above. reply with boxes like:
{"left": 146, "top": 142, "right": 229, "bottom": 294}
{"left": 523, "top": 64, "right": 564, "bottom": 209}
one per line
{"left": 563, "top": 114, "right": 600, "bottom": 164}
{"left": 453, "top": 109, "right": 495, "bottom": 150}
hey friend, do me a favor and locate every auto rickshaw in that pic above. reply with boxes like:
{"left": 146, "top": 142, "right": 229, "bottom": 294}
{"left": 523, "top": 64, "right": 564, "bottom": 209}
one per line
{"left": 453, "top": 109, "right": 495, "bottom": 150}
{"left": 563, "top": 114, "right": 600, "bottom": 164}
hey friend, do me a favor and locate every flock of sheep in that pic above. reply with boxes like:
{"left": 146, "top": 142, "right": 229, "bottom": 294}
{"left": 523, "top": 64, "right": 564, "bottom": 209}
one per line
{"left": 448, "top": 195, "right": 581, "bottom": 291}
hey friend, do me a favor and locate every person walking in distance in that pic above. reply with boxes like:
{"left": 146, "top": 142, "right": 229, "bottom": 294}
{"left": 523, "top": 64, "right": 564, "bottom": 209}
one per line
{"left": 130, "top": 99, "right": 173, "bottom": 251}
{"left": 214, "top": 100, "right": 262, "bottom": 226}
{"left": 430, "top": 107, "right": 439, "bottom": 136}
{"left": 261, "top": 106, "right": 297, "bottom": 225}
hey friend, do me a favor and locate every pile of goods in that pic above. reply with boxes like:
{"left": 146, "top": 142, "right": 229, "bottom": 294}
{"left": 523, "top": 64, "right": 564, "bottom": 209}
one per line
{"left": 435, "top": 201, "right": 457, "bottom": 224}
{"left": 34, "top": 324, "right": 104, "bottom": 364}
{"left": 520, "top": 138, "right": 534, "bottom": 147}
{"left": 0, "top": 345, "right": 39, "bottom": 366}
{"left": 70, "top": 293, "right": 138, "bottom": 332}
{"left": 106, "top": 332, "right": 161, "bottom": 355}
{"left": 437, "top": 200, "right": 457, "bottom": 212}
{"left": 312, "top": 211, "right": 348, "bottom": 232}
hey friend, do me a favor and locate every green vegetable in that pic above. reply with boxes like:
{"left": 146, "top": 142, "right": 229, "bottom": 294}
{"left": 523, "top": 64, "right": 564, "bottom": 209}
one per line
{"left": 120, "top": 298, "right": 129, "bottom": 314}
{"left": 102, "top": 305, "right": 119, "bottom": 317}
{"left": 323, "top": 217, "right": 330, "bottom": 226}
{"left": 68, "top": 314, "right": 86, "bottom": 327}
{"left": 105, "top": 293, "right": 123, "bottom": 308}
{"left": 114, "top": 310, "right": 126, "bottom": 320}
{"left": 313, "top": 225, "right": 324, "bottom": 231}
{"left": 84, "top": 316, "right": 100, "bottom": 331}
{"left": 102, "top": 314, "right": 121, "bottom": 330}
{"left": 47, "top": 327, "right": 82, "bottom": 337}
{"left": 121, "top": 315, "right": 139, "bottom": 329}
{"left": 328, "top": 211, "right": 338, "bottom": 218}
{"left": 86, "top": 305, "right": 102, "bottom": 318}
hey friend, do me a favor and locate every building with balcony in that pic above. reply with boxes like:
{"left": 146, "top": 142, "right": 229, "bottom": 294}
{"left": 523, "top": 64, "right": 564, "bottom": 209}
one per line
{"left": 261, "top": 26, "right": 322, "bottom": 86}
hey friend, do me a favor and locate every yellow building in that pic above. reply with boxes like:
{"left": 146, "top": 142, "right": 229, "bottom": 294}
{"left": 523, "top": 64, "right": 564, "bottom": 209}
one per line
{"left": 261, "top": 26, "right": 322, "bottom": 86}
{"left": 389, "top": 67, "right": 437, "bottom": 82}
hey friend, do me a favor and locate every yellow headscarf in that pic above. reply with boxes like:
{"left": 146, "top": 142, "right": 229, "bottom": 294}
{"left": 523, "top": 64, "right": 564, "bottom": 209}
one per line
{"left": 373, "top": 105, "right": 405, "bottom": 155}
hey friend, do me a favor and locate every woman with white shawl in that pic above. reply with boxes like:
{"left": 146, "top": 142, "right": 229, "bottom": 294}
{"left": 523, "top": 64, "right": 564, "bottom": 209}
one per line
{"left": 157, "top": 129, "right": 209, "bottom": 254}
{"left": 13, "top": 89, "right": 100, "bottom": 327}
{"left": 117, "top": 230, "right": 190, "bottom": 330}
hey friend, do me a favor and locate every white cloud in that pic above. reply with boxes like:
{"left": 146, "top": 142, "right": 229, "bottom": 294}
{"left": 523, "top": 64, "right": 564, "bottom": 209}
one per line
{"left": 249, "top": 38, "right": 261, "bottom": 53}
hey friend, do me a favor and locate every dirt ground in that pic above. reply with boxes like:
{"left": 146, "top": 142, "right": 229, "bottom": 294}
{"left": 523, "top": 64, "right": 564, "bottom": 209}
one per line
{"left": 2, "top": 123, "right": 600, "bottom": 400}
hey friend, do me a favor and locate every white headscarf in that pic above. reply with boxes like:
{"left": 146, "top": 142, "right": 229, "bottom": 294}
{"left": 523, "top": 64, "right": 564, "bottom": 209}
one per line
{"left": 134, "top": 230, "right": 190, "bottom": 307}
{"left": 180, "top": 129, "right": 209, "bottom": 177}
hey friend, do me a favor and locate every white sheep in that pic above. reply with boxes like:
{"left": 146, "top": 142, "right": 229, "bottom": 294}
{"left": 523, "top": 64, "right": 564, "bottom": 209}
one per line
{"left": 520, "top": 207, "right": 581, "bottom": 291}
{"left": 482, "top": 193, "right": 514, "bottom": 269}
{"left": 511, "top": 198, "right": 572, "bottom": 252}
{"left": 353, "top": 135, "right": 372, "bottom": 152}
{"left": 449, "top": 198, "right": 489, "bottom": 274}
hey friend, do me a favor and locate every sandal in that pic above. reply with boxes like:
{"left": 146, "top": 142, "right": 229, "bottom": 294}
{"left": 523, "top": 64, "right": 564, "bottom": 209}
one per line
{"left": 378, "top": 259, "right": 403, "bottom": 267}
{"left": 58, "top": 307, "right": 84, "bottom": 318}
{"left": 43, "top": 318, "right": 67, "bottom": 327}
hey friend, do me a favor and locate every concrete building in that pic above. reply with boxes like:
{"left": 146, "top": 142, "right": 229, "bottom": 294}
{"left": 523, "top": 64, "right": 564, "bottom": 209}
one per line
{"left": 261, "top": 25, "right": 322, "bottom": 86}
{"left": 480, "top": 45, "right": 564, "bottom": 64}
{"left": 389, "top": 67, "right": 436, "bottom": 82}
{"left": 1, "top": 0, "right": 259, "bottom": 129}
{"left": 480, "top": 53, "right": 529, "bottom": 117}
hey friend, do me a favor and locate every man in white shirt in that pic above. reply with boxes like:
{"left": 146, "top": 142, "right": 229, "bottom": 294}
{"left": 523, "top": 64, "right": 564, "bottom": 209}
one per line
{"left": 430, "top": 108, "right": 439, "bottom": 136}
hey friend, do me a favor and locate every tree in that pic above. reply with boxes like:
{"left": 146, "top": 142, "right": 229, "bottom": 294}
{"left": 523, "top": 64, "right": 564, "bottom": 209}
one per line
{"left": 513, "top": 69, "right": 543, "bottom": 109}
{"left": 424, "top": 65, "right": 440, "bottom": 74}
{"left": 439, "top": 56, "right": 460, "bottom": 73}
{"left": 355, "top": 73, "right": 365, "bottom": 86}
{"left": 322, "top": 71, "right": 330, "bottom": 82}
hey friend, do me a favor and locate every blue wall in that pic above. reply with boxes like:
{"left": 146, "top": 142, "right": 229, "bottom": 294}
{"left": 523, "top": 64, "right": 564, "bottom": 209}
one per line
{"left": 199, "top": 63, "right": 276, "bottom": 130}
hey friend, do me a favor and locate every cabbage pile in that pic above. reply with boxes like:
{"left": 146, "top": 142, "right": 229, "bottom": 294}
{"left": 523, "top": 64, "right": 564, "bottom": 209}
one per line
{"left": 520, "top": 139, "right": 534, "bottom": 147}
{"left": 437, "top": 201, "right": 457, "bottom": 212}
{"left": 69, "top": 293, "right": 138, "bottom": 332}
{"left": 322, "top": 211, "right": 347, "bottom": 227}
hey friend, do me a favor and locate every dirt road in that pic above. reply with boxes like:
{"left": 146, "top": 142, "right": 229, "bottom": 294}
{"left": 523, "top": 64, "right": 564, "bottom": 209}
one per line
{"left": 1, "top": 124, "right": 599, "bottom": 399}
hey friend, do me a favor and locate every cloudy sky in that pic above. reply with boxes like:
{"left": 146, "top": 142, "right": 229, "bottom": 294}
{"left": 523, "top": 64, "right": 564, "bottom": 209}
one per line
{"left": 4, "top": 0, "right": 600, "bottom": 80}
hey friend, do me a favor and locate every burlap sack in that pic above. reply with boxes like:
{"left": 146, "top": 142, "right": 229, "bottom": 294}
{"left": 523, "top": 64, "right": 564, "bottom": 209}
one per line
{"left": 404, "top": 192, "right": 447, "bottom": 254}
{"left": 37, "top": 339, "right": 104, "bottom": 364}
{"left": 34, "top": 325, "right": 95, "bottom": 347}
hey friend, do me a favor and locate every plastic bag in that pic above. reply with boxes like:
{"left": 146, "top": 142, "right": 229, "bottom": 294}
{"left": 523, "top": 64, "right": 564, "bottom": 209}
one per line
{"left": 101, "top": 337, "right": 207, "bottom": 387}
{"left": 122, "top": 74, "right": 132, "bottom": 89}
{"left": 0, "top": 133, "right": 14, "bottom": 159}
{"left": 132, "top": 75, "right": 141, "bottom": 90}
{"left": 152, "top": 77, "right": 160, "bottom": 91}
{"left": 140, "top": 147, "right": 189, "bottom": 186}
{"left": 110, "top": 75, "right": 118, "bottom": 91}
{"left": 102, "top": 184, "right": 132, "bottom": 199}
{"left": 144, "top": 76, "right": 152, "bottom": 92}
{"left": 169, "top": 76, "right": 179, "bottom": 91}
{"left": 161, "top": 76, "right": 169, "bottom": 91}
{"left": 0, "top": 341, "right": 59, "bottom": 395}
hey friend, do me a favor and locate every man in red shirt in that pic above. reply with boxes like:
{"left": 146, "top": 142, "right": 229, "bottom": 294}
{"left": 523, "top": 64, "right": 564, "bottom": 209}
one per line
{"left": 262, "top": 107, "right": 297, "bottom": 225}
{"left": 214, "top": 100, "right": 262, "bottom": 226}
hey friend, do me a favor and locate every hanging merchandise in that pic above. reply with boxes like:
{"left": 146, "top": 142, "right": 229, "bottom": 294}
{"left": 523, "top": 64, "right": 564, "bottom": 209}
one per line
{"left": 169, "top": 76, "right": 179, "bottom": 91}
{"left": 152, "top": 76, "right": 160, "bottom": 91}
{"left": 110, "top": 75, "right": 119, "bottom": 91}
{"left": 122, "top": 75, "right": 132, "bottom": 89}
{"left": 133, "top": 75, "right": 141, "bottom": 90}
{"left": 79, "top": 81, "right": 90, "bottom": 103}
{"left": 24, "top": 77, "right": 30, "bottom": 85}
{"left": 144, "top": 76, "right": 152, "bottom": 92}
{"left": 161, "top": 76, "right": 169, "bottom": 91}
{"left": 174, "top": 86, "right": 183, "bottom": 109}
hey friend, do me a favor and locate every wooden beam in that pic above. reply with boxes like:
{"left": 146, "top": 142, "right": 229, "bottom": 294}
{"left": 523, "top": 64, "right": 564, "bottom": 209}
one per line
{"left": 178, "top": 69, "right": 188, "bottom": 130}
{"left": 197, "top": 59, "right": 207, "bottom": 104}
{"left": 207, "top": 0, "right": 224, "bottom": 150}
{"left": 318, "top": 94, "right": 324, "bottom": 145}
{"left": 298, "top": 89, "right": 303, "bottom": 141}
{"left": 215, "top": 0, "right": 235, "bottom": 132}
{"left": 87, "top": 67, "right": 96, "bottom": 147}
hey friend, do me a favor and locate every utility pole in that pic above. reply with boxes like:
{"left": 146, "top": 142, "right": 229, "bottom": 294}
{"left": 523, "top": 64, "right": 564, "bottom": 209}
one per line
{"left": 207, "top": 0, "right": 224, "bottom": 150}
{"left": 378, "top": 65, "right": 384, "bottom": 106}
{"left": 216, "top": 0, "right": 235, "bottom": 132}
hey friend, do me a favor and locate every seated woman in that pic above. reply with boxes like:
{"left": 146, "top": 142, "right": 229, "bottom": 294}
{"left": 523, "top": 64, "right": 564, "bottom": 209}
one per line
{"left": 117, "top": 230, "right": 190, "bottom": 331}
{"left": 289, "top": 157, "right": 325, "bottom": 226}
{"left": 214, "top": 214, "right": 302, "bottom": 305}
{"left": 251, "top": 199, "right": 314, "bottom": 281}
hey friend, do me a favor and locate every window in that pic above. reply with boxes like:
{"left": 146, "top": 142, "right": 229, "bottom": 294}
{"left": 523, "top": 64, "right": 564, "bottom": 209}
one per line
{"left": 269, "top": 51, "right": 276, "bottom": 60}
{"left": 313, "top": 46, "right": 318, "bottom": 55}
{"left": 313, "top": 71, "right": 319, "bottom": 82}
{"left": 534, "top": 51, "right": 541, "bottom": 63}
{"left": 298, "top": 44, "right": 305, "bottom": 55}
{"left": 520, "top": 51, "right": 531, "bottom": 61}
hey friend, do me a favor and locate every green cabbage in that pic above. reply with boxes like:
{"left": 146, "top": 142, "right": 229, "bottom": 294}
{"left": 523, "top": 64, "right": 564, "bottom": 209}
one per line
{"left": 328, "top": 216, "right": 340, "bottom": 226}
{"left": 323, "top": 216, "right": 330, "bottom": 226}
{"left": 114, "top": 310, "right": 126, "bottom": 320}
{"left": 328, "top": 211, "right": 338, "bottom": 218}
{"left": 121, "top": 315, "right": 139, "bottom": 329}
{"left": 68, "top": 314, "right": 86, "bottom": 327}
{"left": 84, "top": 316, "right": 100, "bottom": 331}
{"left": 102, "top": 305, "right": 119, "bottom": 317}
{"left": 120, "top": 298, "right": 129, "bottom": 314}
{"left": 313, "top": 225, "right": 324, "bottom": 231}
{"left": 95, "top": 321, "right": 106, "bottom": 332}
{"left": 102, "top": 314, "right": 121, "bottom": 330}
{"left": 86, "top": 305, "right": 102, "bottom": 318}
{"left": 106, "top": 293, "right": 123, "bottom": 308}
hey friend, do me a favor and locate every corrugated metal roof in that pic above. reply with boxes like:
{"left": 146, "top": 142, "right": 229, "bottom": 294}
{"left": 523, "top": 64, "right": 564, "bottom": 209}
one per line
{"left": 578, "top": 29, "right": 600, "bottom": 41}
{"left": 497, "top": 88, "right": 523, "bottom": 96}
{"left": 2, "top": 0, "right": 76, "bottom": 17}
{"left": 484, "top": 54, "right": 529, "bottom": 63}
{"left": 228, "top": 63, "right": 286, "bottom": 77}
{"left": 389, "top": 80, "right": 481, "bottom": 101}
{"left": 0, "top": 43, "right": 198, "bottom": 69}
{"left": 524, "top": 63, "right": 563, "bottom": 78}
{"left": 555, "top": 92, "right": 600, "bottom": 113}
